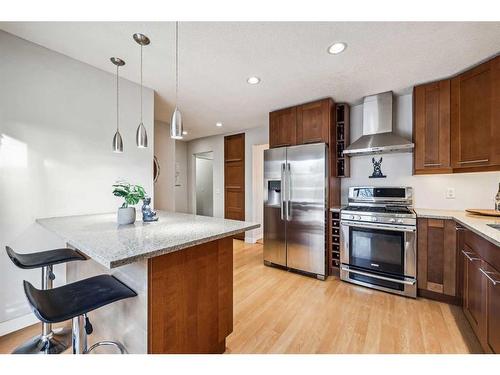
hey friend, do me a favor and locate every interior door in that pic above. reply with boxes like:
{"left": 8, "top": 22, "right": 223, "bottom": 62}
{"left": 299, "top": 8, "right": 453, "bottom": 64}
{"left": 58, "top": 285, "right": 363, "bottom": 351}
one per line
{"left": 224, "top": 133, "right": 245, "bottom": 240}
{"left": 263, "top": 147, "right": 286, "bottom": 266}
{"left": 286, "top": 143, "right": 327, "bottom": 276}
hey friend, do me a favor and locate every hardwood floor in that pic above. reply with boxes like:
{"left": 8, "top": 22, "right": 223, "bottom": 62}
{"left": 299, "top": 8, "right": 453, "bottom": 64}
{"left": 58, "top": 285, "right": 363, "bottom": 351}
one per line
{"left": 226, "top": 240, "right": 482, "bottom": 354}
{"left": 0, "top": 240, "right": 482, "bottom": 354}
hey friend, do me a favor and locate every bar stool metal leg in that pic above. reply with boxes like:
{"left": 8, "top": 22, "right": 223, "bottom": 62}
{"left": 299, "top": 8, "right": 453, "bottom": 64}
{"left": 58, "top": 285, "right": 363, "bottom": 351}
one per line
{"left": 72, "top": 315, "right": 87, "bottom": 354}
{"left": 12, "top": 265, "right": 72, "bottom": 354}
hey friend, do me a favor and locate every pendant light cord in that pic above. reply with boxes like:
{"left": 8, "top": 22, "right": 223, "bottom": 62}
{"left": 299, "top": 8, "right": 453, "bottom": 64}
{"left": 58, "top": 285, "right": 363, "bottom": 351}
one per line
{"left": 140, "top": 44, "right": 143, "bottom": 123}
{"left": 175, "top": 21, "right": 179, "bottom": 105}
{"left": 116, "top": 64, "right": 119, "bottom": 132}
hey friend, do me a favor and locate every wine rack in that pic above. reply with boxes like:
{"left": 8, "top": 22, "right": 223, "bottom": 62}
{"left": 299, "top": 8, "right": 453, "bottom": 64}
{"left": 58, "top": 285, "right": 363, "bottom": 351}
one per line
{"left": 335, "top": 104, "right": 350, "bottom": 177}
{"left": 330, "top": 209, "right": 341, "bottom": 276}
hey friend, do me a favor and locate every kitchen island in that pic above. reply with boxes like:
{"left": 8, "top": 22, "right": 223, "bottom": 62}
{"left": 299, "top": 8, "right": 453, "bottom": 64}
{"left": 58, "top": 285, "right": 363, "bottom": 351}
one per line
{"left": 36, "top": 211, "right": 259, "bottom": 354}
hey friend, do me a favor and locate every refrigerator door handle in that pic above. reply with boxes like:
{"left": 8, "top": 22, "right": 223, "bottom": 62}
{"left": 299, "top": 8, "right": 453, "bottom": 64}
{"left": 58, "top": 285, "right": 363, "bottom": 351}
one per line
{"left": 286, "top": 163, "right": 291, "bottom": 221}
{"left": 280, "top": 162, "right": 286, "bottom": 221}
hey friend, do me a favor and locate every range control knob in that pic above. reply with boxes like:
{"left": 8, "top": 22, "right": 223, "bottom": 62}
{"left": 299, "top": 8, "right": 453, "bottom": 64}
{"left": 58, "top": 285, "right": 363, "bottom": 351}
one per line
{"left": 372, "top": 217, "right": 378, "bottom": 222}
{"left": 388, "top": 218, "right": 396, "bottom": 223}
{"left": 397, "top": 219, "right": 404, "bottom": 224}
{"left": 354, "top": 215, "right": 361, "bottom": 221}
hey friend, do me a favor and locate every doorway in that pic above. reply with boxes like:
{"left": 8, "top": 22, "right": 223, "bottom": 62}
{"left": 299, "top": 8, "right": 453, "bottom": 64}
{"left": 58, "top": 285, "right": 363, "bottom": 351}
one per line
{"left": 195, "top": 151, "right": 214, "bottom": 217}
{"left": 252, "top": 143, "right": 269, "bottom": 243}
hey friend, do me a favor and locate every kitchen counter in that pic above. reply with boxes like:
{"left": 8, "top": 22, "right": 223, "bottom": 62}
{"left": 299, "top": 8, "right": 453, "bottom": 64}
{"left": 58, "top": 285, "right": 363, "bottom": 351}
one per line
{"left": 415, "top": 208, "right": 500, "bottom": 247}
{"left": 36, "top": 210, "right": 259, "bottom": 354}
{"left": 37, "top": 210, "right": 259, "bottom": 269}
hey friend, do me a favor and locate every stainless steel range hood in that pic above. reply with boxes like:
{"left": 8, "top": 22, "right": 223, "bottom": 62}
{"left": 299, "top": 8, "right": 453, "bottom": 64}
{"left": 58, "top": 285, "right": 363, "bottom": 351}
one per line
{"left": 343, "top": 91, "right": 414, "bottom": 156}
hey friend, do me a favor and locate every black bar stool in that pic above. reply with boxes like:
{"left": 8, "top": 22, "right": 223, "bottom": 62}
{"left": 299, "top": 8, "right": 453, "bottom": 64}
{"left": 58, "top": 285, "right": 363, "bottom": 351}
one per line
{"left": 5, "top": 246, "right": 86, "bottom": 354}
{"left": 23, "top": 274, "right": 137, "bottom": 354}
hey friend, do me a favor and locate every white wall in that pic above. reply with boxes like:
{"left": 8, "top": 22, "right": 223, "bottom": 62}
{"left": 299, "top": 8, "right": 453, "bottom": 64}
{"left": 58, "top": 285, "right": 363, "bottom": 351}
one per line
{"left": 0, "top": 30, "right": 154, "bottom": 334}
{"left": 153, "top": 120, "right": 175, "bottom": 211}
{"left": 174, "top": 140, "right": 188, "bottom": 213}
{"left": 341, "top": 94, "right": 500, "bottom": 209}
{"left": 186, "top": 126, "right": 269, "bottom": 234}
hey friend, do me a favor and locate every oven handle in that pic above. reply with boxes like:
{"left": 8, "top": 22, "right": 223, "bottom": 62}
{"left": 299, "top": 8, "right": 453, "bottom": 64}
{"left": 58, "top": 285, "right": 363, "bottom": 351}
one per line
{"left": 340, "top": 220, "right": 416, "bottom": 233}
{"left": 341, "top": 265, "right": 416, "bottom": 285}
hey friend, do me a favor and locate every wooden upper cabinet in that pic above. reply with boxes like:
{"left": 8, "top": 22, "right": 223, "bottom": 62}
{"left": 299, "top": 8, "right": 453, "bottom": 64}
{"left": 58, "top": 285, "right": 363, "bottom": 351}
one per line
{"left": 413, "top": 80, "right": 451, "bottom": 174}
{"left": 296, "top": 98, "right": 332, "bottom": 145}
{"left": 451, "top": 56, "right": 500, "bottom": 171}
{"left": 269, "top": 107, "right": 297, "bottom": 148}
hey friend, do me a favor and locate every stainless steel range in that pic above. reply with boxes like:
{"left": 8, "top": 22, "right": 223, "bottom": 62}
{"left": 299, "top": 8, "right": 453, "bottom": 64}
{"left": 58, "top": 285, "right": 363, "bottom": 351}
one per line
{"left": 340, "top": 186, "right": 417, "bottom": 298}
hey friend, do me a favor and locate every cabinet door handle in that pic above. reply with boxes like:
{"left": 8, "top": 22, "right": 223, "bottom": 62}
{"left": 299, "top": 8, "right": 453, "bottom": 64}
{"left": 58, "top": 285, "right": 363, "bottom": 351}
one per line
{"left": 480, "top": 268, "right": 500, "bottom": 286}
{"left": 461, "top": 249, "right": 481, "bottom": 262}
{"left": 423, "top": 163, "right": 441, "bottom": 167}
{"left": 456, "top": 226, "right": 466, "bottom": 231}
{"left": 458, "top": 159, "right": 489, "bottom": 164}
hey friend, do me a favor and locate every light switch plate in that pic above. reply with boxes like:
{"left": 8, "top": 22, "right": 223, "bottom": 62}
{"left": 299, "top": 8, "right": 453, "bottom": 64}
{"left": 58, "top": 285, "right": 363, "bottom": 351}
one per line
{"left": 446, "top": 187, "right": 455, "bottom": 199}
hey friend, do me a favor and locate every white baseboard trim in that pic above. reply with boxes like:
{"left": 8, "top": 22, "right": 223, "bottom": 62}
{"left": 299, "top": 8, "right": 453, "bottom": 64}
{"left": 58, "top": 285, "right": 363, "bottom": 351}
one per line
{"left": 0, "top": 313, "right": 39, "bottom": 337}
{"left": 244, "top": 235, "right": 257, "bottom": 244}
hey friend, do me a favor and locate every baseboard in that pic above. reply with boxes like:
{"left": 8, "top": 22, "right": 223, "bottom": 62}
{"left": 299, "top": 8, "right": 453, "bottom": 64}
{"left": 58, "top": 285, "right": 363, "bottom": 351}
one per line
{"left": 0, "top": 313, "right": 39, "bottom": 337}
{"left": 417, "top": 288, "right": 461, "bottom": 305}
{"left": 244, "top": 235, "right": 257, "bottom": 244}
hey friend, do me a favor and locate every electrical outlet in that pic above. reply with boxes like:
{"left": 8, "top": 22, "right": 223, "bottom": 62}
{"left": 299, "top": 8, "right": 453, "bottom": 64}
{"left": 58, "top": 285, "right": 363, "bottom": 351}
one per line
{"left": 446, "top": 188, "right": 455, "bottom": 199}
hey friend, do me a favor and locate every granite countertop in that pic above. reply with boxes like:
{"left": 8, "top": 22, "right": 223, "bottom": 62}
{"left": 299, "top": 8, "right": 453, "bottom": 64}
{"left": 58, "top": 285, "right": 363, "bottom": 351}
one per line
{"left": 415, "top": 208, "right": 500, "bottom": 247}
{"left": 37, "top": 211, "right": 259, "bottom": 269}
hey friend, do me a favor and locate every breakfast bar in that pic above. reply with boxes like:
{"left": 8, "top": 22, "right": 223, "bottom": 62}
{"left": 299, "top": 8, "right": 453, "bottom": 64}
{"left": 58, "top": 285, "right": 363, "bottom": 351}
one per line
{"left": 36, "top": 211, "right": 259, "bottom": 354}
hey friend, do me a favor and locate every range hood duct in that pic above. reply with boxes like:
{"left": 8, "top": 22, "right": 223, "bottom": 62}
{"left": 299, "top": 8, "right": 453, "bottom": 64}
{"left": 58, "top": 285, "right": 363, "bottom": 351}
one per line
{"left": 343, "top": 91, "right": 414, "bottom": 156}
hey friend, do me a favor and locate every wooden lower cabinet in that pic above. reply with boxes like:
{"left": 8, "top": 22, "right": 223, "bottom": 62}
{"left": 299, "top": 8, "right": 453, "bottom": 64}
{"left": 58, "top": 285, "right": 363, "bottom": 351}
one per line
{"left": 460, "top": 229, "right": 500, "bottom": 353}
{"left": 461, "top": 247, "right": 488, "bottom": 348}
{"left": 417, "top": 218, "right": 458, "bottom": 302}
{"left": 486, "top": 268, "right": 500, "bottom": 353}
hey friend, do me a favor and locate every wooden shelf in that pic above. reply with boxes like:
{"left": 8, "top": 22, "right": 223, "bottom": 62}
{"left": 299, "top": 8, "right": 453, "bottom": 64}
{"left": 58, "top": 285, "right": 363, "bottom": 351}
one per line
{"left": 334, "top": 104, "right": 350, "bottom": 178}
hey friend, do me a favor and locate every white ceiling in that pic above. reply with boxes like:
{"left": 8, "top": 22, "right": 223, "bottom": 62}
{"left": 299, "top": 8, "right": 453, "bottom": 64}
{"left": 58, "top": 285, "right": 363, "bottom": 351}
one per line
{"left": 1, "top": 22, "right": 499, "bottom": 140}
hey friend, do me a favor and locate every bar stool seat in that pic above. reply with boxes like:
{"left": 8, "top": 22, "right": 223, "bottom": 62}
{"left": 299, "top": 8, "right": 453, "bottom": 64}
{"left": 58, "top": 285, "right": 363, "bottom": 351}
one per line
{"left": 24, "top": 275, "right": 137, "bottom": 323}
{"left": 6, "top": 245, "right": 86, "bottom": 354}
{"left": 6, "top": 246, "right": 86, "bottom": 269}
{"left": 23, "top": 275, "right": 137, "bottom": 354}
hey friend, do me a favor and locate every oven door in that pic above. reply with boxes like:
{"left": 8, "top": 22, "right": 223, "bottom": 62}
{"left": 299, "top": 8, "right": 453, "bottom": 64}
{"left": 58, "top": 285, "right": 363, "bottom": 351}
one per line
{"left": 340, "top": 220, "right": 416, "bottom": 297}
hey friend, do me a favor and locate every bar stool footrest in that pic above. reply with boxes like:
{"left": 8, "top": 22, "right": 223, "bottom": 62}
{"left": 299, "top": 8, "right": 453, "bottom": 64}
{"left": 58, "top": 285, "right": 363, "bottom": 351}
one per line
{"left": 85, "top": 340, "right": 127, "bottom": 354}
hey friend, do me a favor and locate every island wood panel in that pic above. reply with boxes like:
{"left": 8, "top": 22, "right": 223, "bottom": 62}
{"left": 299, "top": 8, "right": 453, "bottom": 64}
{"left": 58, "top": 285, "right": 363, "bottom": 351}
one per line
{"left": 417, "top": 218, "right": 457, "bottom": 302}
{"left": 147, "top": 237, "right": 233, "bottom": 354}
{"left": 224, "top": 133, "right": 245, "bottom": 240}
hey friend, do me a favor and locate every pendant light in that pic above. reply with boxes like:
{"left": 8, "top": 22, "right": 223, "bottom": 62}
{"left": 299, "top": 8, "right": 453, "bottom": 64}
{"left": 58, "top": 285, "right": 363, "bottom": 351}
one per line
{"left": 111, "top": 57, "right": 125, "bottom": 153}
{"left": 133, "top": 33, "right": 150, "bottom": 148}
{"left": 170, "top": 21, "right": 183, "bottom": 139}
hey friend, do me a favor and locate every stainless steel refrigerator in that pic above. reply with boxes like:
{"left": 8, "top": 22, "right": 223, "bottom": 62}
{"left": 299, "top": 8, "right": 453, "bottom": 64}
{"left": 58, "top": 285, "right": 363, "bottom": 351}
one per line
{"left": 263, "top": 143, "right": 328, "bottom": 279}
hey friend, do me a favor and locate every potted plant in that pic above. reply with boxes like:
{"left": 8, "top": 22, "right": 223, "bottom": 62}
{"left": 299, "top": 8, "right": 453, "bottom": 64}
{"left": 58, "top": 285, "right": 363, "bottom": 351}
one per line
{"left": 112, "top": 181, "right": 146, "bottom": 225}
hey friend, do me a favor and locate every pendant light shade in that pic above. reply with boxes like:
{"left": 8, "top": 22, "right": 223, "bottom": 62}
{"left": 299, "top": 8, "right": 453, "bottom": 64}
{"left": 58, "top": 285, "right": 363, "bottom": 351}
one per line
{"left": 170, "top": 107, "right": 183, "bottom": 139}
{"left": 133, "top": 33, "right": 150, "bottom": 148}
{"left": 136, "top": 122, "right": 148, "bottom": 147}
{"left": 110, "top": 57, "right": 125, "bottom": 153}
{"left": 113, "top": 130, "right": 123, "bottom": 153}
{"left": 170, "top": 22, "right": 183, "bottom": 139}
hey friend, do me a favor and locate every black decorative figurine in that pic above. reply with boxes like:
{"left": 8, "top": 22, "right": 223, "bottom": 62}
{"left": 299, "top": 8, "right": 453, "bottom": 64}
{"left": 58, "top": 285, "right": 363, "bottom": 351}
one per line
{"left": 369, "top": 157, "right": 386, "bottom": 178}
{"left": 141, "top": 197, "right": 159, "bottom": 222}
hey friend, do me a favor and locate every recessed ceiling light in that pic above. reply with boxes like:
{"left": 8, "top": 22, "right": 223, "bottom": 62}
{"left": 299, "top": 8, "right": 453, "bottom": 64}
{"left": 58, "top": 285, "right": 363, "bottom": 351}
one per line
{"left": 247, "top": 76, "right": 261, "bottom": 85}
{"left": 182, "top": 130, "right": 188, "bottom": 135}
{"left": 328, "top": 42, "right": 347, "bottom": 55}
{"left": 216, "top": 122, "right": 223, "bottom": 127}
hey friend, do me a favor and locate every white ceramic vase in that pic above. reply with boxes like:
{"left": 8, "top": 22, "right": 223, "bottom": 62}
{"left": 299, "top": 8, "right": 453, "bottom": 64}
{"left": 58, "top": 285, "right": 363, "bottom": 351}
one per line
{"left": 117, "top": 207, "right": 136, "bottom": 225}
